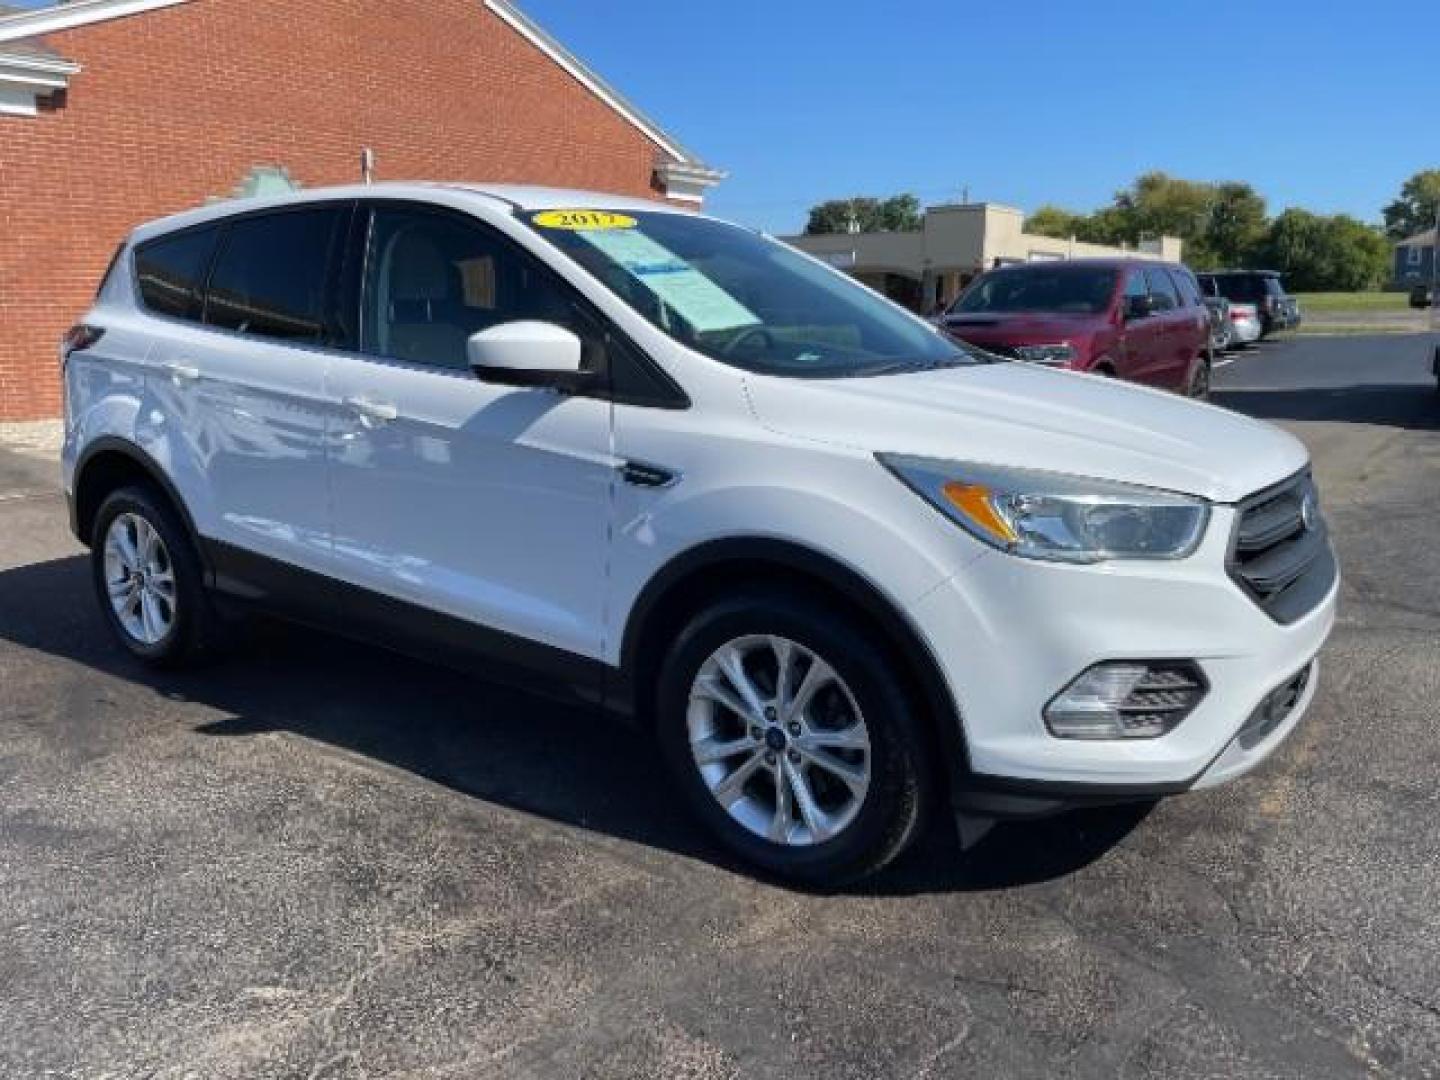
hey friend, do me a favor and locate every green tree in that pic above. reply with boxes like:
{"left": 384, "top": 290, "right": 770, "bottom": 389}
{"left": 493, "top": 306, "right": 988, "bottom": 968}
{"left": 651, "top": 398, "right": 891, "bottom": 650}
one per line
{"left": 1382, "top": 169, "right": 1440, "bottom": 239}
{"left": 805, "top": 194, "right": 922, "bottom": 235}
{"left": 1258, "top": 209, "right": 1390, "bottom": 291}
{"left": 1205, "top": 182, "right": 1268, "bottom": 268}
{"left": 1114, "top": 172, "right": 1213, "bottom": 249}
{"left": 1024, "top": 205, "right": 1088, "bottom": 239}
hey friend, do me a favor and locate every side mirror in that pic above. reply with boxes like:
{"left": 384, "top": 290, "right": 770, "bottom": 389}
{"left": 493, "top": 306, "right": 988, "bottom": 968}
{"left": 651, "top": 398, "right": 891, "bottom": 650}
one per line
{"left": 467, "top": 321, "right": 589, "bottom": 391}
{"left": 1124, "top": 294, "right": 1157, "bottom": 321}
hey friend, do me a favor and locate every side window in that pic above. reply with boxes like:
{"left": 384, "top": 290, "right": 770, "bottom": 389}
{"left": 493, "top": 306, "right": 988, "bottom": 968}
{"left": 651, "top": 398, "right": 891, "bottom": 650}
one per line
{"left": 1145, "top": 268, "right": 1180, "bottom": 311}
{"left": 1124, "top": 270, "right": 1149, "bottom": 301}
{"left": 205, "top": 208, "right": 343, "bottom": 344}
{"left": 1170, "top": 268, "right": 1202, "bottom": 308}
{"left": 360, "top": 205, "right": 591, "bottom": 372}
{"left": 134, "top": 226, "right": 219, "bottom": 321}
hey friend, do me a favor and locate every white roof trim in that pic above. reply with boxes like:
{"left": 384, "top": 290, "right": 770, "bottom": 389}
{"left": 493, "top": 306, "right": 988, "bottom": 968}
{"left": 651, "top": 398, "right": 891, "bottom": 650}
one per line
{"left": 0, "top": 0, "right": 190, "bottom": 44}
{"left": 0, "top": 52, "right": 81, "bottom": 76}
{"left": 483, "top": 0, "right": 692, "bottom": 164}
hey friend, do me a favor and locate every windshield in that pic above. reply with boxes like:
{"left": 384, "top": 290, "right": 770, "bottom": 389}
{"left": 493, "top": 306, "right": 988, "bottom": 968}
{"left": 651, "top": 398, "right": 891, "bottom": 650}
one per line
{"left": 524, "top": 209, "right": 974, "bottom": 377}
{"left": 951, "top": 265, "right": 1118, "bottom": 316}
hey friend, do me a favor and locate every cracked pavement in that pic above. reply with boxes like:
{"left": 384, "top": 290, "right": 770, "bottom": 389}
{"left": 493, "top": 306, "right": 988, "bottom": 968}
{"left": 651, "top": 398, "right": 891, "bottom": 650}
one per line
{"left": 1, "top": 333, "right": 1437, "bottom": 1078}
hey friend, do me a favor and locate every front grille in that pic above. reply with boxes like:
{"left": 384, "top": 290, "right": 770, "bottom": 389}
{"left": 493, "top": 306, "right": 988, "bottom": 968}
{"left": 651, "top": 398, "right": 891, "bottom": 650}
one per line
{"left": 1228, "top": 471, "right": 1336, "bottom": 624}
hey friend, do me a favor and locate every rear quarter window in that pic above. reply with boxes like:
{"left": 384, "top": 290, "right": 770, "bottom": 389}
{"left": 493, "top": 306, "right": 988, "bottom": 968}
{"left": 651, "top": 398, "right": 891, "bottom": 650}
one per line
{"left": 134, "top": 226, "right": 220, "bottom": 321}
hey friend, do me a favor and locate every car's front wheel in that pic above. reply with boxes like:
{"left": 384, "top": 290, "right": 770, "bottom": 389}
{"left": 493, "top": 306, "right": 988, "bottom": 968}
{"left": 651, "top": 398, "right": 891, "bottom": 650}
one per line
{"left": 1188, "top": 352, "right": 1213, "bottom": 400}
{"left": 657, "top": 592, "right": 930, "bottom": 885}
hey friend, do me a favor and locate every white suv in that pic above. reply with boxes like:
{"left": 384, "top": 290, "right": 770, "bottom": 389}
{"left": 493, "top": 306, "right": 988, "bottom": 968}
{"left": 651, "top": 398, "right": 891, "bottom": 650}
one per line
{"left": 62, "top": 185, "right": 1338, "bottom": 883}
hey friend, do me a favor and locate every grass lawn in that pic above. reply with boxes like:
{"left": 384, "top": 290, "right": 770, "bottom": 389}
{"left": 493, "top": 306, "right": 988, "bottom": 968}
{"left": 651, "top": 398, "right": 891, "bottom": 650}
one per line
{"left": 1293, "top": 291, "right": 1411, "bottom": 312}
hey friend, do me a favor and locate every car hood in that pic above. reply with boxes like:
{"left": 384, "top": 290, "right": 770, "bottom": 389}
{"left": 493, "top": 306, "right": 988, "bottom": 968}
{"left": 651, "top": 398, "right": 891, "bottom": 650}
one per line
{"left": 941, "top": 313, "right": 1102, "bottom": 341}
{"left": 745, "top": 362, "right": 1308, "bottom": 503}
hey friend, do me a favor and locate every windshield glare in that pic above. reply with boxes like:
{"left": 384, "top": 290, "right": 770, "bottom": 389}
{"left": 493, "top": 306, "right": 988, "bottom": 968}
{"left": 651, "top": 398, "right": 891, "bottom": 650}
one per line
{"left": 525, "top": 210, "right": 974, "bottom": 377}
{"left": 952, "top": 266, "right": 1118, "bottom": 316}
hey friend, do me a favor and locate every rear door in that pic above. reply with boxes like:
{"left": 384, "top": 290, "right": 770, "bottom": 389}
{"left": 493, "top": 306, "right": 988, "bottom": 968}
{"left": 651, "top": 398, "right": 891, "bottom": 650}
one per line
{"left": 1168, "top": 266, "right": 1212, "bottom": 364}
{"left": 148, "top": 204, "right": 349, "bottom": 581}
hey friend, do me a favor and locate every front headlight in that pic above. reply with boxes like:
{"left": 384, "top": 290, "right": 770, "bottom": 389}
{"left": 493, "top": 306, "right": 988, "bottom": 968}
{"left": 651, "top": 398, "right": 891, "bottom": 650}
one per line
{"left": 879, "top": 455, "right": 1210, "bottom": 563}
{"left": 1012, "top": 343, "right": 1077, "bottom": 366}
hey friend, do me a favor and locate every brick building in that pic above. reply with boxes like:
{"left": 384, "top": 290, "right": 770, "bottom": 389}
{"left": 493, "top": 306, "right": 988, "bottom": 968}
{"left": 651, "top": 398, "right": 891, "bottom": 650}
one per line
{"left": 0, "top": 0, "right": 723, "bottom": 421}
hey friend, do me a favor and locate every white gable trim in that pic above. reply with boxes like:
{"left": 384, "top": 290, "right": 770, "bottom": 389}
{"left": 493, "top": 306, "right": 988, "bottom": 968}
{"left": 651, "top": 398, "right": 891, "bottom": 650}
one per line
{"left": 483, "top": 0, "right": 689, "bottom": 163}
{"left": 0, "top": 49, "right": 82, "bottom": 117}
{"left": 0, "top": 0, "right": 190, "bottom": 44}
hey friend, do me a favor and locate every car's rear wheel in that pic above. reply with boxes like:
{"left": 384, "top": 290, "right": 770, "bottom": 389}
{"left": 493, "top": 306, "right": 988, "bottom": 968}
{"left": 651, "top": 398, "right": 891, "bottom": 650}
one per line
{"left": 657, "top": 592, "right": 930, "bottom": 885}
{"left": 91, "top": 486, "right": 218, "bottom": 667}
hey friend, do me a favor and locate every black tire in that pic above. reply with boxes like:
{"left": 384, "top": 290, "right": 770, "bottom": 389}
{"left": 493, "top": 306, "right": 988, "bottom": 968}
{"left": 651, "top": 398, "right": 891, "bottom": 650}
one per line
{"left": 1188, "top": 351, "right": 1213, "bottom": 400}
{"left": 656, "top": 590, "right": 931, "bottom": 886}
{"left": 90, "top": 485, "right": 219, "bottom": 668}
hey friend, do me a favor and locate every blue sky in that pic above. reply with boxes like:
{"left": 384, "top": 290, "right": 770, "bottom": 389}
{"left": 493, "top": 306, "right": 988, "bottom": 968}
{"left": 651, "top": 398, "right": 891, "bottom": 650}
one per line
{"left": 9, "top": 0, "right": 1433, "bottom": 231}
{"left": 513, "top": 0, "right": 1435, "bottom": 233}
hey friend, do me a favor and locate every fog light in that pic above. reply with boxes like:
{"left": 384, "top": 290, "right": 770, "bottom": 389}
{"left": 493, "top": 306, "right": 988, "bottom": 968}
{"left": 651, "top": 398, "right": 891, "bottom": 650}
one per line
{"left": 1045, "top": 661, "right": 1207, "bottom": 740}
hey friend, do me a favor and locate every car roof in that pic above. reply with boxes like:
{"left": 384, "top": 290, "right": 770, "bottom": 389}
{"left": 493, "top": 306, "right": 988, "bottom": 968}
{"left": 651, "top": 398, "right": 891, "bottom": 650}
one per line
{"left": 128, "top": 181, "right": 693, "bottom": 243}
{"left": 983, "top": 257, "right": 1185, "bottom": 272}
{"left": 1200, "top": 269, "right": 1283, "bottom": 278}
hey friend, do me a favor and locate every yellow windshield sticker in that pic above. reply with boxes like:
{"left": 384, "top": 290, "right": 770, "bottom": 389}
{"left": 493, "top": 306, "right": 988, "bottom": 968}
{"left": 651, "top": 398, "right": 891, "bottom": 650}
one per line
{"left": 533, "top": 210, "right": 637, "bottom": 231}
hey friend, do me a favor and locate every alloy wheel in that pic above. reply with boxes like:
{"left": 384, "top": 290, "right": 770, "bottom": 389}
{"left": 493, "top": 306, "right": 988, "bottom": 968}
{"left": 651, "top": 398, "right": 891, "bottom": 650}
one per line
{"left": 103, "top": 512, "right": 177, "bottom": 645}
{"left": 687, "top": 634, "right": 871, "bottom": 846}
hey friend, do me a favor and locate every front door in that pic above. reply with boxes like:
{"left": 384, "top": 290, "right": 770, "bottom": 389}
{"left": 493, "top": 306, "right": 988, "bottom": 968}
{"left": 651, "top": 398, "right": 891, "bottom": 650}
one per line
{"left": 1117, "top": 268, "right": 1165, "bottom": 384}
{"left": 325, "top": 202, "right": 615, "bottom": 666}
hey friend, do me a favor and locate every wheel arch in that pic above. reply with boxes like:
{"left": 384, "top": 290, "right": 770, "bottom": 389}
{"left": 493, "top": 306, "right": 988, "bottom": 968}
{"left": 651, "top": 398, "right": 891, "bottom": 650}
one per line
{"left": 614, "top": 538, "right": 970, "bottom": 783}
{"left": 72, "top": 438, "right": 209, "bottom": 576}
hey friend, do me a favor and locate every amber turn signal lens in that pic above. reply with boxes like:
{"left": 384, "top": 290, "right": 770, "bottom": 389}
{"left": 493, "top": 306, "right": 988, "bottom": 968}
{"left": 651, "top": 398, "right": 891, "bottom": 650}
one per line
{"left": 941, "top": 482, "right": 1018, "bottom": 544}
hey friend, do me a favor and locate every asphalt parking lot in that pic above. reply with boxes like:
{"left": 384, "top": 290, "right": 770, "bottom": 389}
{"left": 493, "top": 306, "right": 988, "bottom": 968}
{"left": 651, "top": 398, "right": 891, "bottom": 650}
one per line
{"left": 1, "top": 333, "right": 1437, "bottom": 1079}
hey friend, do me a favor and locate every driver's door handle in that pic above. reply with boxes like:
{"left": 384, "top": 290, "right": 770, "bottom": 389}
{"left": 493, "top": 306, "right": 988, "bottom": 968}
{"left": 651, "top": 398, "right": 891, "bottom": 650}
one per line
{"left": 344, "top": 396, "right": 399, "bottom": 426}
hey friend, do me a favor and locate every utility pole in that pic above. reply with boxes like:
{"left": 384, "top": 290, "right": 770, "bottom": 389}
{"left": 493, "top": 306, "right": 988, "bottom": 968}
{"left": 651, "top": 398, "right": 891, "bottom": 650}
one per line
{"left": 1431, "top": 202, "right": 1439, "bottom": 331}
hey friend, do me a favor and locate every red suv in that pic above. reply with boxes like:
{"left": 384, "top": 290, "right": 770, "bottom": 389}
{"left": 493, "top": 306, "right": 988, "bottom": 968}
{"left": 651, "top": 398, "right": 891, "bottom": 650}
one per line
{"left": 939, "top": 259, "right": 1214, "bottom": 397}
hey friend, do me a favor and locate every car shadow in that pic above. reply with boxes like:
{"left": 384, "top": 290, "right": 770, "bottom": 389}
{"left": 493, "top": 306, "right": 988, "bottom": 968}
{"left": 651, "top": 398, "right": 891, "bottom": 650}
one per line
{"left": 0, "top": 554, "right": 1149, "bottom": 897}
{"left": 1212, "top": 383, "right": 1439, "bottom": 431}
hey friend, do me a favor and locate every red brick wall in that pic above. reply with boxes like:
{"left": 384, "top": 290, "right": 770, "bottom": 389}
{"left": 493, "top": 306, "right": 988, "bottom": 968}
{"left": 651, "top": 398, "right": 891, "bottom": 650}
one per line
{"left": 0, "top": 0, "right": 681, "bottom": 420}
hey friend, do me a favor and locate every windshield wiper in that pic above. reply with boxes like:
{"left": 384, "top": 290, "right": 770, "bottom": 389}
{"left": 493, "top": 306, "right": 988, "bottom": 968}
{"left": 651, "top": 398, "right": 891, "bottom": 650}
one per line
{"left": 863, "top": 355, "right": 980, "bottom": 377}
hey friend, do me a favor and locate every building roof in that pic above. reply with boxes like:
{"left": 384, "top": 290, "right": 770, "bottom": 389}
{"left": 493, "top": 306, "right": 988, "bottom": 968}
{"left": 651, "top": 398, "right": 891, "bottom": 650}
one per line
{"left": 0, "top": 0, "right": 721, "bottom": 182}
{"left": 1397, "top": 227, "right": 1437, "bottom": 248}
{"left": 0, "top": 3, "right": 66, "bottom": 60}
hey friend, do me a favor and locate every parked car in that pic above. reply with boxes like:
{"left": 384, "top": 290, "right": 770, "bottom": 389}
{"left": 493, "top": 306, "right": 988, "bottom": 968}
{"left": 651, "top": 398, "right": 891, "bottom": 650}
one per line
{"left": 939, "top": 259, "right": 1214, "bottom": 397}
{"left": 1226, "top": 301, "right": 1264, "bottom": 347}
{"left": 1197, "top": 271, "right": 1300, "bottom": 336}
{"left": 1202, "top": 295, "right": 1232, "bottom": 351}
{"left": 62, "top": 184, "right": 1338, "bottom": 884}
{"left": 1410, "top": 283, "right": 1434, "bottom": 309}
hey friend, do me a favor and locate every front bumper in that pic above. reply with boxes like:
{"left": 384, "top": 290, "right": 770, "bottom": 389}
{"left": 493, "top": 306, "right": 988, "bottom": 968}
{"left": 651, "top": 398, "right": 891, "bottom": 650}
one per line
{"left": 908, "top": 505, "right": 1337, "bottom": 813}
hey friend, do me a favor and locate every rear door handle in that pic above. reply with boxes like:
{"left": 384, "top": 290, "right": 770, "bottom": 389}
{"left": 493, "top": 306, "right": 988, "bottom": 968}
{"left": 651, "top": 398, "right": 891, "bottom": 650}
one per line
{"left": 344, "top": 396, "right": 399, "bottom": 425}
{"left": 164, "top": 362, "right": 200, "bottom": 383}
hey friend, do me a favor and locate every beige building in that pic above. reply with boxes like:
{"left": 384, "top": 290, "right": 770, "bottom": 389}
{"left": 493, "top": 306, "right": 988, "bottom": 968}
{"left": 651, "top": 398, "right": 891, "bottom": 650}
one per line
{"left": 785, "top": 202, "right": 1183, "bottom": 312}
